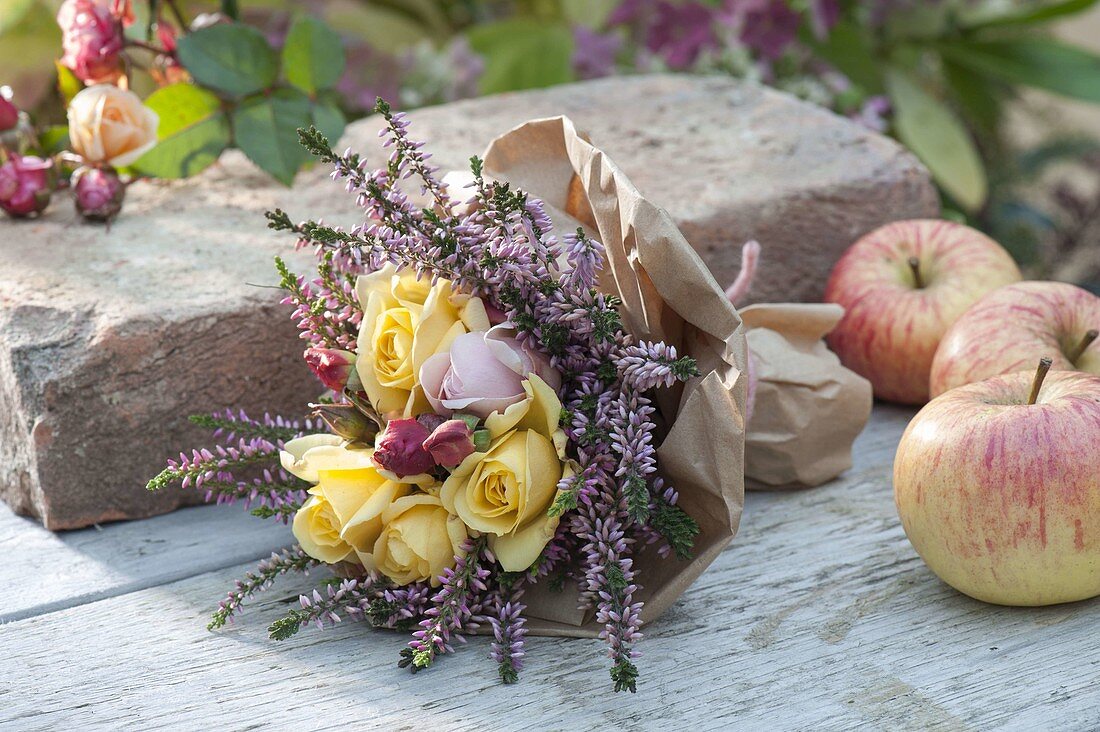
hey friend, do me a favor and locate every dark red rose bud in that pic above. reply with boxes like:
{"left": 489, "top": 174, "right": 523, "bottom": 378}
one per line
{"left": 0, "top": 155, "right": 53, "bottom": 218}
{"left": 0, "top": 97, "right": 19, "bottom": 132}
{"left": 373, "top": 418, "right": 434, "bottom": 477}
{"left": 303, "top": 348, "right": 356, "bottom": 392}
{"left": 422, "top": 419, "right": 477, "bottom": 469}
{"left": 73, "top": 166, "right": 125, "bottom": 222}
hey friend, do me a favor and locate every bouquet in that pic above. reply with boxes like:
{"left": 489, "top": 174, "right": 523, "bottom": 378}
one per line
{"left": 149, "top": 101, "right": 745, "bottom": 692}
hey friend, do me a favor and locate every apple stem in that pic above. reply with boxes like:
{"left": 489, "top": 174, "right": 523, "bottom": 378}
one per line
{"left": 1068, "top": 329, "right": 1099, "bottom": 364}
{"left": 1028, "top": 357, "right": 1054, "bottom": 406}
{"left": 908, "top": 256, "right": 924, "bottom": 289}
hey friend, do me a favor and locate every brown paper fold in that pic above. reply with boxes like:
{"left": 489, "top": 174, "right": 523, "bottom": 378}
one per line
{"left": 740, "top": 303, "right": 872, "bottom": 489}
{"left": 478, "top": 116, "right": 747, "bottom": 638}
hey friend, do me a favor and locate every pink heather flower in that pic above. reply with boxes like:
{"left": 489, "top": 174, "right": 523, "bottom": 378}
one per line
{"left": 57, "top": 0, "right": 131, "bottom": 84}
{"left": 573, "top": 25, "right": 622, "bottom": 80}
{"left": 0, "top": 97, "right": 18, "bottom": 132}
{"left": 373, "top": 418, "right": 435, "bottom": 477}
{"left": 422, "top": 419, "right": 476, "bottom": 468}
{"left": 808, "top": 0, "right": 840, "bottom": 39}
{"left": 0, "top": 155, "right": 54, "bottom": 218}
{"left": 724, "top": 0, "right": 800, "bottom": 61}
{"left": 612, "top": 0, "right": 720, "bottom": 70}
{"left": 419, "top": 325, "right": 562, "bottom": 420}
{"left": 73, "top": 165, "right": 125, "bottom": 221}
{"left": 303, "top": 348, "right": 356, "bottom": 392}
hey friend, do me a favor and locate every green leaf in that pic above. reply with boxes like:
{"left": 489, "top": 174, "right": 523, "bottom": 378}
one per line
{"left": 311, "top": 93, "right": 346, "bottom": 144}
{"left": 231, "top": 87, "right": 313, "bottom": 185}
{"left": 942, "top": 59, "right": 1003, "bottom": 138}
{"left": 55, "top": 61, "right": 81, "bottom": 105}
{"left": 220, "top": 0, "right": 239, "bottom": 21}
{"left": 466, "top": 19, "right": 574, "bottom": 95}
{"left": 562, "top": 0, "right": 618, "bottom": 28}
{"left": 956, "top": 0, "right": 1099, "bottom": 29}
{"left": 939, "top": 38, "right": 1100, "bottom": 104}
{"left": 885, "top": 68, "right": 988, "bottom": 213}
{"left": 37, "top": 125, "right": 69, "bottom": 155}
{"left": 133, "top": 84, "right": 230, "bottom": 179}
{"left": 803, "top": 21, "right": 883, "bottom": 94}
{"left": 176, "top": 23, "right": 277, "bottom": 98}
{"left": 282, "top": 15, "right": 346, "bottom": 94}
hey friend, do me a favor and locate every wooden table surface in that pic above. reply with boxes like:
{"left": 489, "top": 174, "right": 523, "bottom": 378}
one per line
{"left": 2, "top": 404, "right": 1098, "bottom": 731}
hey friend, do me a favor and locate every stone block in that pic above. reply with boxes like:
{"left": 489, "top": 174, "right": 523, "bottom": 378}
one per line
{"left": 0, "top": 74, "right": 936, "bottom": 529}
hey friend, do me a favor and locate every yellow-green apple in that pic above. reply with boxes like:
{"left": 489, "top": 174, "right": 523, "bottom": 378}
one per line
{"left": 930, "top": 281, "right": 1100, "bottom": 397}
{"left": 824, "top": 219, "right": 1021, "bottom": 405}
{"left": 894, "top": 362, "right": 1100, "bottom": 605}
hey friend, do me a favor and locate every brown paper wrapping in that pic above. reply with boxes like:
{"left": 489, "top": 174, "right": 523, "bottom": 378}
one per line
{"left": 475, "top": 116, "right": 747, "bottom": 638}
{"left": 740, "top": 303, "right": 872, "bottom": 489}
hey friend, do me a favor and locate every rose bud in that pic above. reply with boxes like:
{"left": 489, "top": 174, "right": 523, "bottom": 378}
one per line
{"left": 0, "top": 97, "right": 18, "bottom": 132}
{"left": 303, "top": 348, "right": 356, "bottom": 392}
{"left": 72, "top": 166, "right": 125, "bottom": 221}
{"left": 373, "top": 418, "right": 434, "bottom": 477}
{"left": 420, "top": 325, "right": 562, "bottom": 420}
{"left": 0, "top": 155, "right": 54, "bottom": 218}
{"left": 422, "top": 419, "right": 477, "bottom": 468}
{"left": 57, "top": 0, "right": 128, "bottom": 84}
{"left": 310, "top": 402, "right": 379, "bottom": 446}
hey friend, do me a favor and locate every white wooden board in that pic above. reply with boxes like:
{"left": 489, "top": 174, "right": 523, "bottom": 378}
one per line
{"left": 2, "top": 405, "right": 1098, "bottom": 731}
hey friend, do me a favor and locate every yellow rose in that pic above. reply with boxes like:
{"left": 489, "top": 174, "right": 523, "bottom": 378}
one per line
{"left": 281, "top": 434, "right": 411, "bottom": 565}
{"left": 441, "top": 375, "right": 573, "bottom": 571}
{"left": 373, "top": 494, "right": 467, "bottom": 586}
{"left": 355, "top": 266, "right": 490, "bottom": 417}
{"left": 67, "top": 84, "right": 159, "bottom": 167}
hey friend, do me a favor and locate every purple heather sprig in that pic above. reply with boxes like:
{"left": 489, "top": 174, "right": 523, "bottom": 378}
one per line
{"left": 208, "top": 546, "right": 320, "bottom": 630}
{"left": 400, "top": 536, "right": 492, "bottom": 672}
{"left": 486, "top": 583, "right": 528, "bottom": 684}
{"left": 268, "top": 576, "right": 386, "bottom": 640}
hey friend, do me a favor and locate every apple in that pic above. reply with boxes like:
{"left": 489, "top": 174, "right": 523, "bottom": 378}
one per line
{"left": 894, "top": 361, "right": 1100, "bottom": 605}
{"left": 930, "top": 281, "right": 1100, "bottom": 398}
{"left": 824, "top": 219, "right": 1021, "bottom": 405}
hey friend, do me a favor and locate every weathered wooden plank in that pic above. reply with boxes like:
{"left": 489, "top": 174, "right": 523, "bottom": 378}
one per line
{"left": 4, "top": 405, "right": 1098, "bottom": 729}
{"left": 0, "top": 502, "right": 289, "bottom": 622}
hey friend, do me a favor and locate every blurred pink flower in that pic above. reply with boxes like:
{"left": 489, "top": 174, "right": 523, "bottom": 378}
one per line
{"left": 420, "top": 326, "right": 562, "bottom": 420}
{"left": 573, "top": 26, "right": 622, "bottom": 80}
{"left": 57, "top": 0, "right": 131, "bottom": 84}
{"left": 0, "top": 155, "right": 53, "bottom": 218}
{"left": 724, "top": 0, "right": 800, "bottom": 61}
{"left": 0, "top": 97, "right": 18, "bottom": 132}
{"left": 73, "top": 166, "right": 125, "bottom": 222}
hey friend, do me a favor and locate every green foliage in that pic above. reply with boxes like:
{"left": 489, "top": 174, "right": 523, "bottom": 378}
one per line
{"left": 885, "top": 68, "right": 988, "bottom": 213}
{"left": 176, "top": 23, "right": 278, "bottom": 98}
{"left": 134, "top": 84, "right": 230, "bottom": 179}
{"left": 282, "top": 15, "right": 347, "bottom": 94}
{"left": 466, "top": 19, "right": 575, "bottom": 94}
{"left": 232, "top": 87, "right": 314, "bottom": 185}
{"left": 939, "top": 38, "right": 1100, "bottom": 104}
{"left": 310, "top": 93, "right": 347, "bottom": 147}
{"left": 187, "top": 412, "right": 303, "bottom": 442}
{"left": 957, "top": 0, "right": 1100, "bottom": 29}
{"left": 650, "top": 498, "right": 700, "bottom": 561}
{"left": 37, "top": 125, "right": 70, "bottom": 156}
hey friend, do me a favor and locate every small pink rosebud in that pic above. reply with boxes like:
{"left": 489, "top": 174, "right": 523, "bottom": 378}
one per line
{"left": 373, "top": 418, "right": 434, "bottom": 477}
{"left": 422, "top": 419, "right": 477, "bottom": 468}
{"left": 0, "top": 155, "right": 54, "bottom": 218}
{"left": 73, "top": 166, "right": 125, "bottom": 222}
{"left": 0, "top": 97, "right": 18, "bottom": 132}
{"left": 57, "top": 0, "right": 128, "bottom": 84}
{"left": 303, "top": 348, "right": 356, "bottom": 393}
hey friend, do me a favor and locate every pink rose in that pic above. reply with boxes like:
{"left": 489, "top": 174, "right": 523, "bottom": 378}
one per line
{"left": 422, "top": 419, "right": 477, "bottom": 468}
{"left": 57, "top": 0, "right": 130, "bottom": 84}
{"left": 373, "top": 418, "right": 434, "bottom": 478}
{"left": 0, "top": 155, "right": 54, "bottom": 218}
{"left": 420, "top": 326, "right": 562, "bottom": 420}
{"left": 0, "top": 97, "right": 18, "bottom": 132}
{"left": 303, "top": 348, "right": 356, "bottom": 393}
{"left": 73, "top": 166, "right": 125, "bottom": 221}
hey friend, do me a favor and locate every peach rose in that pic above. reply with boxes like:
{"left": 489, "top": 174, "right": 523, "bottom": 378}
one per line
{"left": 68, "top": 85, "right": 159, "bottom": 167}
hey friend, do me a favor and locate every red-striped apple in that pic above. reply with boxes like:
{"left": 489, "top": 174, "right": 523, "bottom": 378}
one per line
{"left": 930, "top": 281, "right": 1100, "bottom": 397}
{"left": 894, "top": 362, "right": 1100, "bottom": 605}
{"left": 824, "top": 220, "right": 1021, "bottom": 405}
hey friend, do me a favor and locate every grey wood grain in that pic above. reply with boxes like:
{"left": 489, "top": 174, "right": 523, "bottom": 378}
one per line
{"left": 3, "top": 405, "right": 1098, "bottom": 731}
{"left": 0, "top": 502, "right": 289, "bottom": 622}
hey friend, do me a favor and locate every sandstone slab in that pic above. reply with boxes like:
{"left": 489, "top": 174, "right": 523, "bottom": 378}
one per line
{"left": 0, "top": 74, "right": 936, "bottom": 530}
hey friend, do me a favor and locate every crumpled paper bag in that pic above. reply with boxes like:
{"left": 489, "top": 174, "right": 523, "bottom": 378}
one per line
{"left": 473, "top": 116, "right": 747, "bottom": 638}
{"left": 740, "top": 302, "right": 872, "bottom": 489}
